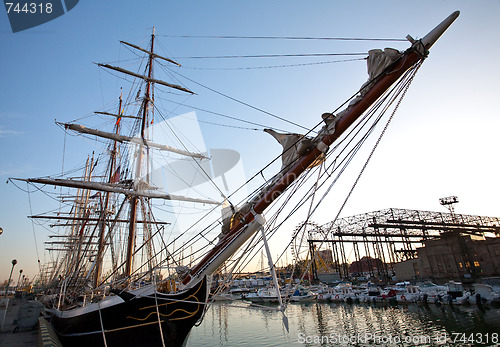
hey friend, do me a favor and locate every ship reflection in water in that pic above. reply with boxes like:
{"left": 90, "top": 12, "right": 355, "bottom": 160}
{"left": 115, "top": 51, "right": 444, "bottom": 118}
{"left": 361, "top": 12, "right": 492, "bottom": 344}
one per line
{"left": 187, "top": 302, "right": 500, "bottom": 346}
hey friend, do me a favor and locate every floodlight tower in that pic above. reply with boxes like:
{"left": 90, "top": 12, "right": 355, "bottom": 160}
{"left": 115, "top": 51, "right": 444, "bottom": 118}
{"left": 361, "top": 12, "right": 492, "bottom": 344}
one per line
{"left": 440, "top": 196, "right": 459, "bottom": 221}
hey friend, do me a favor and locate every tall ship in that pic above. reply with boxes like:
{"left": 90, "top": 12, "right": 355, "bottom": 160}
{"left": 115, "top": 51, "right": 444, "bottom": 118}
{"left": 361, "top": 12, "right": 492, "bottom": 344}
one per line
{"left": 11, "top": 11, "right": 459, "bottom": 347}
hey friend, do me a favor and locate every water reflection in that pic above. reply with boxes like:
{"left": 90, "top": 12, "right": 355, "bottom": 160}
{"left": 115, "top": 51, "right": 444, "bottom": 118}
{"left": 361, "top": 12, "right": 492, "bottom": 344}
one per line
{"left": 186, "top": 301, "right": 500, "bottom": 346}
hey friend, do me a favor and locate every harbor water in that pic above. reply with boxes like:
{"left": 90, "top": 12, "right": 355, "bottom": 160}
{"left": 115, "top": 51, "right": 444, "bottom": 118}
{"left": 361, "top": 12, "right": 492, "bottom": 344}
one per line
{"left": 187, "top": 301, "right": 500, "bottom": 346}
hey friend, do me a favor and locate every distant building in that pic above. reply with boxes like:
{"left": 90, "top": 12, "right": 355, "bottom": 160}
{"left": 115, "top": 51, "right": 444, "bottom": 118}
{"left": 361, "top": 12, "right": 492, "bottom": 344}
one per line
{"left": 393, "top": 258, "right": 419, "bottom": 281}
{"left": 349, "top": 256, "right": 384, "bottom": 277}
{"left": 416, "top": 232, "right": 500, "bottom": 281}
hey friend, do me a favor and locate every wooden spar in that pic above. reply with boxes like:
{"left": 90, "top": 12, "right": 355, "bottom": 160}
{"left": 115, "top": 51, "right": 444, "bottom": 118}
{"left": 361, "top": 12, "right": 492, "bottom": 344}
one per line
{"left": 30, "top": 215, "right": 170, "bottom": 225}
{"left": 94, "top": 111, "right": 141, "bottom": 120}
{"left": 182, "top": 11, "right": 460, "bottom": 286}
{"left": 46, "top": 241, "right": 104, "bottom": 245}
{"left": 13, "top": 177, "right": 219, "bottom": 204}
{"left": 120, "top": 40, "right": 181, "bottom": 66}
{"left": 97, "top": 63, "right": 193, "bottom": 94}
{"left": 60, "top": 122, "right": 208, "bottom": 159}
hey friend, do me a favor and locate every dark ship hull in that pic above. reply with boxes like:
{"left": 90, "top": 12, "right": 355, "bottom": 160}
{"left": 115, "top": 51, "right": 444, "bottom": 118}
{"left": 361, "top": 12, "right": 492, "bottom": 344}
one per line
{"left": 49, "top": 277, "right": 207, "bottom": 347}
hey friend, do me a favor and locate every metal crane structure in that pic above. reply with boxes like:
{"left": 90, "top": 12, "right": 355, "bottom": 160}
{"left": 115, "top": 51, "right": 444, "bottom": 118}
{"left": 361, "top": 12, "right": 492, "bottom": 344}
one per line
{"left": 304, "top": 208, "right": 500, "bottom": 282}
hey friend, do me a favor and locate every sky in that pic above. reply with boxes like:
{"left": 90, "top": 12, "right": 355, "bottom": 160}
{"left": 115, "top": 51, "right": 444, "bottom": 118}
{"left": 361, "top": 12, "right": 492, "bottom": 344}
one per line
{"left": 1, "top": 1, "right": 500, "bottom": 283}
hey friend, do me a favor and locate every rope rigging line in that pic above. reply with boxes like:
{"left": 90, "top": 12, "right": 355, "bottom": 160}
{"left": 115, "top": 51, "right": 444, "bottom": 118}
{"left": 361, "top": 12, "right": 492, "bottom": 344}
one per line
{"left": 221, "top": 65, "right": 387, "bottom": 212}
{"left": 283, "top": 63, "right": 423, "bottom": 288}
{"left": 129, "top": 207, "right": 222, "bottom": 284}
{"left": 159, "top": 35, "right": 407, "bottom": 42}
{"left": 292, "top": 67, "right": 416, "bottom": 238}
{"left": 210, "top": 164, "right": 320, "bottom": 290}
{"left": 154, "top": 95, "right": 289, "bottom": 133}
{"left": 206, "top": 63, "right": 389, "bottom": 206}
{"left": 214, "top": 61, "right": 422, "bottom": 298}
{"left": 27, "top": 183, "right": 43, "bottom": 277}
{"left": 151, "top": 104, "right": 228, "bottom": 201}
{"left": 201, "top": 159, "right": 323, "bottom": 296}
{"left": 213, "top": 47, "right": 418, "bottom": 207}
{"left": 153, "top": 87, "right": 378, "bottom": 274}
{"left": 167, "top": 68, "right": 314, "bottom": 133}
{"left": 181, "top": 58, "right": 366, "bottom": 71}
{"left": 55, "top": 34, "right": 418, "bottom": 293}
{"left": 277, "top": 114, "right": 386, "bottom": 291}
{"left": 330, "top": 62, "right": 423, "bottom": 227}
{"left": 173, "top": 53, "right": 368, "bottom": 59}
{"left": 192, "top": 118, "right": 260, "bottom": 131}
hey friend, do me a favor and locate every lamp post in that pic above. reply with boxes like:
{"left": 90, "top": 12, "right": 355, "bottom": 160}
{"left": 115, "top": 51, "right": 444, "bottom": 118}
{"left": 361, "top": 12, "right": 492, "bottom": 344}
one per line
{"left": 4, "top": 259, "right": 17, "bottom": 297}
{"left": 16, "top": 269, "right": 23, "bottom": 291}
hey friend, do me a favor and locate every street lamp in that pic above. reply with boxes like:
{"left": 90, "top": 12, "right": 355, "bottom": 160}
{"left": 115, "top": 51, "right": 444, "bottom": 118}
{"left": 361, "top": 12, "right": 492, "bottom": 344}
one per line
{"left": 0, "top": 227, "right": 3, "bottom": 235}
{"left": 4, "top": 259, "right": 17, "bottom": 297}
{"left": 16, "top": 269, "right": 23, "bottom": 291}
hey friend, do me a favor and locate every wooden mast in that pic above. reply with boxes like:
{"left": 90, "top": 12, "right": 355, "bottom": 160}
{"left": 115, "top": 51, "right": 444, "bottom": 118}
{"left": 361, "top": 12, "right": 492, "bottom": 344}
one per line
{"left": 125, "top": 28, "right": 155, "bottom": 278}
{"left": 94, "top": 93, "right": 122, "bottom": 287}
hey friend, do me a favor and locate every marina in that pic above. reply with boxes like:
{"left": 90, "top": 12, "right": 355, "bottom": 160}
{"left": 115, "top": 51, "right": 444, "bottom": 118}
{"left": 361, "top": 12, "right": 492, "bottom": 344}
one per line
{"left": 2, "top": 293, "right": 499, "bottom": 346}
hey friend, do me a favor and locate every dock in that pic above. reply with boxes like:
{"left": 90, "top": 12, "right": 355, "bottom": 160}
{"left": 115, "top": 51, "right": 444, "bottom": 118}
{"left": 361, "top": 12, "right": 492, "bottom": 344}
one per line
{"left": 0, "top": 297, "right": 61, "bottom": 347}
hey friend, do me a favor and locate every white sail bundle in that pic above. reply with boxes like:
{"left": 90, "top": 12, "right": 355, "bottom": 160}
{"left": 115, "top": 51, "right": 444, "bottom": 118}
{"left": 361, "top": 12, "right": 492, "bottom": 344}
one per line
{"left": 322, "top": 48, "right": 403, "bottom": 131}
{"left": 14, "top": 177, "right": 219, "bottom": 205}
{"left": 60, "top": 122, "right": 208, "bottom": 160}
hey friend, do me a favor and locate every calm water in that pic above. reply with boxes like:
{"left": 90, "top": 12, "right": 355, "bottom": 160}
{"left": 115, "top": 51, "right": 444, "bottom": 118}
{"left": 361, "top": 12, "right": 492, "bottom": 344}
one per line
{"left": 186, "top": 301, "right": 500, "bottom": 346}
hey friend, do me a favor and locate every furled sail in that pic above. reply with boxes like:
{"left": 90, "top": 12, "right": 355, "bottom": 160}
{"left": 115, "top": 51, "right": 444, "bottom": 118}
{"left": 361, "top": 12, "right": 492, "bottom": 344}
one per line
{"left": 264, "top": 129, "right": 324, "bottom": 172}
{"left": 323, "top": 48, "right": 402, "bottom": 130}
{"left": 97, "top": 63, "right": 193, "bottom": 94}
{"left": 29, "top": 215, "right": 171, "bottom": 225}
{"left": 13, "top": 177, "right": 219, "bottom": 205}
{"left": 264, "top": 129, "right": 306, "bottom": 171}
{"left": 59, "top": 122, "right": 208, "bottom": 160}
{"left": 367, "top": 48, "right": 402, "bottom": 81}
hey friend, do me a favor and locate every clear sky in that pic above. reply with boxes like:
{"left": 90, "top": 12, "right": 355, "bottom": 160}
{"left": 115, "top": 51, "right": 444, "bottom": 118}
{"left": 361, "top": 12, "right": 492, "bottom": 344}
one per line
{"left": 1, "top": 1, "right": 500, "bottom": 283}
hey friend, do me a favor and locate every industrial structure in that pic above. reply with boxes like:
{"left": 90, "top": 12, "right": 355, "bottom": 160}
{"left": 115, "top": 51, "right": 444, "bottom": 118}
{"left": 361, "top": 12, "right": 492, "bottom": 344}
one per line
{"left": 304, "top": 203, "right": 500, "bottom": 284}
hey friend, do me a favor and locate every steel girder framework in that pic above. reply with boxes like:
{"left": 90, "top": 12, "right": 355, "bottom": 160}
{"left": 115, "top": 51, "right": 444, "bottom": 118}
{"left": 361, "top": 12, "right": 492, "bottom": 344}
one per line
{"left": 304, "top": 208, "right": 500, "bottom": 280}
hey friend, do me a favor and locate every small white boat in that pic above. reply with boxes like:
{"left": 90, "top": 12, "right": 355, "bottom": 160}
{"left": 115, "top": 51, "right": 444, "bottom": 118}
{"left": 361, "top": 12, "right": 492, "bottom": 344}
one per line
{"left": 470, "top": 283, "right": 500, "bottom": 305}
{"left": 330, "top": 283, "right": 357, "bottom": 302}
{"left": 246, "top": 288, "right": 286, "bottom": 303}
{"left": 358, "top": 283, "right": 383, "bottom": 303}
{"left": 289, "top": 287, "right": 317, "bottom": 302}
{"left": 417, "top": 282, "right": 447, "bottom": 304}
{"left": 442, "top": 281, "right": 470, "bottom": 305}
{"left": 395, "top": 285, "right": 421, "bottom": 303}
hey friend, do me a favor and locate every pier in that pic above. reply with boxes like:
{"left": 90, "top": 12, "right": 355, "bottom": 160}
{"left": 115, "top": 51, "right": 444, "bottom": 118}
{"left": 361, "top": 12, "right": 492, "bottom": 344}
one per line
{"left": 0, "top": 297, "right": 37, "bottom": 346}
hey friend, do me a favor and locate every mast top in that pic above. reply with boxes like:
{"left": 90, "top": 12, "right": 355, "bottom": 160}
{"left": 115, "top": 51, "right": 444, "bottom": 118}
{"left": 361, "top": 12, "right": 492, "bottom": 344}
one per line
{"left": 119, "top": 41, "right": 181, "bottom": 66}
